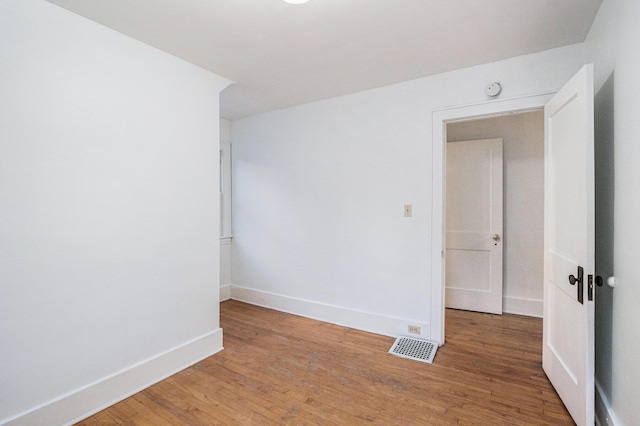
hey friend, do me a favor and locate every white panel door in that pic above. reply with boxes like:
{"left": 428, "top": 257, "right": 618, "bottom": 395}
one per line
{"left": 543, "top": 64, "right": 595, "bottom": 426}
{"left": 445, "top": 138, "right": 503, "bottom": 314}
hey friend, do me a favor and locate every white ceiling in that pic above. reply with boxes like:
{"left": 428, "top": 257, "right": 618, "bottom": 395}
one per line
{"left": 47, "top": 0, "right": 601, "bottom": 119}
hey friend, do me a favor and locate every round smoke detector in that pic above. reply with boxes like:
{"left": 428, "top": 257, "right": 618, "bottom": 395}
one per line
{"left": 485, "top": 82, "right": 502, "bottom": 97}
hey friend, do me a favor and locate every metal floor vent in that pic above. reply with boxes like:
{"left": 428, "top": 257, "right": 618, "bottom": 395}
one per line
{"left": 388, "top": 337, "right": 438, "bottom": 364}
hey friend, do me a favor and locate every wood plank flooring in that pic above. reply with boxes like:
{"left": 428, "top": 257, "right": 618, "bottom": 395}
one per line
{"left": 76, "top": 300, "right": 573, "bottom": 425}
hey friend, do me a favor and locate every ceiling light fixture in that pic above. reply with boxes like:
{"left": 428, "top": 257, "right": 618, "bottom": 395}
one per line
{"left": 283, "top": 0, "right": 310, "bottom": 4}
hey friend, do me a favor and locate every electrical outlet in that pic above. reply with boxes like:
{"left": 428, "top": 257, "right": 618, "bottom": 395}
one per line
{"left": 408, "top": 325, "right": 421, "bottom": 334}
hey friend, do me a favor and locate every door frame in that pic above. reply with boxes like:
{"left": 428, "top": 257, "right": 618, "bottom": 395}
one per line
{"left": 430, "top": 92, "right": 554, "bottom": 345}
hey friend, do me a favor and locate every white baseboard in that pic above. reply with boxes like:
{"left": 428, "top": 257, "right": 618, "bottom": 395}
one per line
{"left": 2, "top": 329, "right": 224, "bottom": 426}
{"left": 230, "top": 285, "right": 430, "bottom": 340}
{"left": 595, "top": 379, "right": 620, "bottom": 426}
{"left": 503, "top": 296, "right": 543, "bottom": 317}
{"left": 220, "top": 284, "right": 232, "bottom": 301}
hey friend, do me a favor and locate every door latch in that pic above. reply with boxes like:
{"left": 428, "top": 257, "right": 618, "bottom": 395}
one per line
{"left": 568, "top": 266, "right": 584, "bottom": 304}
{"left": 588, "top": 275, "right": 605, "bottom": 301}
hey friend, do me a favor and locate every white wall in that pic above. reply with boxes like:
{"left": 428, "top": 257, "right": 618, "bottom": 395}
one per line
{"left": 447, "top": 111, "right": 544, "bottom": 317}
{"left": 0, "top": 1, "right": 230, "bottom": 424}
{"left": 230, "top": 44, "right": 584, "bottom": 340}
{"left": 585, "top": 0, "right": 640, "bottom": 424}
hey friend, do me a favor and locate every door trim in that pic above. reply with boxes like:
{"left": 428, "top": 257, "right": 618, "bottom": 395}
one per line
{"left": 431, "top": 92, "right": 554, "bottom": 345}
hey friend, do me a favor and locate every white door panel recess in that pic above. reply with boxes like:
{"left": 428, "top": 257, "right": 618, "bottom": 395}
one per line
{"left": 445, "top": 138, "right": 503, "bottom": 315}
{"left": 543, "top": 64, "right": 595, "bottom": 426}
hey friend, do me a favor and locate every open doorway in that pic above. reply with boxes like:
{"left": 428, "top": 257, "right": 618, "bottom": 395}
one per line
{"left": 433, "top": 67, "right": 594, "bottom": 425}
{"left": 444, "top": 111, "right": 544, "bottom": 319}
{"left": 430, "top": 93, "right": 553, "bottom": 346}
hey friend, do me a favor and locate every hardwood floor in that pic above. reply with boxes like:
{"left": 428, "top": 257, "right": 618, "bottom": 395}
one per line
{"left": 77, "top": 300, "right": 573, "bottom": 425}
